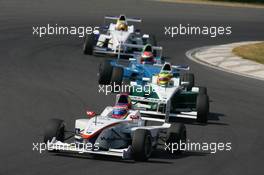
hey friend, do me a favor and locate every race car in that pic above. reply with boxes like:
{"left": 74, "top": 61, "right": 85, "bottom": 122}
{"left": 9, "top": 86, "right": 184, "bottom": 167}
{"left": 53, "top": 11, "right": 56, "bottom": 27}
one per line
{"left": 83, "top": 14, "right": 156, "bottom": 57}
{"left": 98, "top": 43, "right": 190, "bottom": 86}
{"left": 128, "top": 62, "right": 210, "bottom": 123}
{"left": 43, "top": 94, "right": 187, "bottom": 161}
{"left": 98, "top": 44, "right": 163, "bottom": 84}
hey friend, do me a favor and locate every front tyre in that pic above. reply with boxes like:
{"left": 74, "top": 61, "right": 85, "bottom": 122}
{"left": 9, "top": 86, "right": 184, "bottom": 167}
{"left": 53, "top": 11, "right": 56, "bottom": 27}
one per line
{"left": 110, "top": 67, "right": 123, "bottom": 88}
{"left": 44, "top": 119, "right": 65, "bottom": 143}
{"left": 98, "top": 60, "right": 113, "bottom": 85}
{"left": 83, "top": 34, "right": 96, "bottom": 55}
{"left": 132, "top": 129, "right": 152, "bottom": 161}
{"left": 196, "top": 94, "right": 209, "bottom": 123}
{"left": 166, "top": 123, "right": 187, "bottom": 154}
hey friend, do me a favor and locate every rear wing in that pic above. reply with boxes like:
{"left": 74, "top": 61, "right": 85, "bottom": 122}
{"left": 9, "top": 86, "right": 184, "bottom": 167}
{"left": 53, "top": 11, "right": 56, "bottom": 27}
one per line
{"left": 130, "top": 95, "right": 170, "bottom": 121}
{"left": 115, "top": 42, "right": 163, "bottom": 60}
{"left": 122, "top": 43, "right": 163, "bottom": 59}
{"left": 154, "top": 63, "right": 190, "bottom": 71}
{"left": 105, "top": 15, "right": 142, "bottom": 23}
{"left": 130, "top": 95, "right": 198, "bottom": 122}
{"left": 123, "top": 43, "right": 162, "bottom": 52}
{"left": 130, "top": 95, "right": 167, "bottom": 104}
{"left": 172, "top": 65, "right": 190, "bottom": 71}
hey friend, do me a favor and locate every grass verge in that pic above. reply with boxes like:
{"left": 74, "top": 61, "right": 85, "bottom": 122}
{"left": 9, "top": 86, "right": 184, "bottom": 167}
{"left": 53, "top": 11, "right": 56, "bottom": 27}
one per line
{"left": 156, "top": 0, "right": 264, "bottom": 8}
{"left": 233, "top": 42, "right": 264, "bottom": 64}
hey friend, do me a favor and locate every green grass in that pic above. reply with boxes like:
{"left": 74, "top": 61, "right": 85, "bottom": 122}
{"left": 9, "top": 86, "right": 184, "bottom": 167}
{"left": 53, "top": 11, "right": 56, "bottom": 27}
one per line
{"left": 233, "top": 42, "right": 264, "bottom": 64}
{"left": 157, "top": 0, "right": 264, "bottom": 9}
{"left": 210, "top": 0, "right": 264, "bottom": 3}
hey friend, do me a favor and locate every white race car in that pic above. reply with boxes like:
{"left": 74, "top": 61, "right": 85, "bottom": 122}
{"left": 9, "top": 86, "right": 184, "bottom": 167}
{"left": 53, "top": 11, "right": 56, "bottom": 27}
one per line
{"left": 44, "top": 94, "right": 186, "bottom": 161}
{"left": 83, "top": 14, "right": 156, "bottom": 57}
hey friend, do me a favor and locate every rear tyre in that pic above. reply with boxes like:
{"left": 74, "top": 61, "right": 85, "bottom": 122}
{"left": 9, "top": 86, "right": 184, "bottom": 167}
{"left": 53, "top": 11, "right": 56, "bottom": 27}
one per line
{"left": 166, "top": 123, "right": 186, "bottom": 154}
{"left": 147, "top": 34, "right": 157, "bottom": 46}
{"left": 146, "top": 34, "right": 157, "bottom": 56}
{"left": 110, "top": 67, "right": 123, "bottom": 91}
{"left": 83, "top": 34, "right": 96, "bottom": 55}
{"left": 199, "top": 87, "right": 207, "bottom": 95}
{"left": 132, "top": 129, "right": 152, "bottom": 161}
{"left": 196, "top": 94, "right": 209, "bottom": 123}
{"left": 98, "top": 60, "right": 113, "bottom": 85}
{"left": 121, "top": 79, "right": 131, "bottom": 93}
{"left": 44, "top": 119, "right": 65, "bottom": 143}
{"left": 180, "top": 73, "right": 195, "bottom": 91}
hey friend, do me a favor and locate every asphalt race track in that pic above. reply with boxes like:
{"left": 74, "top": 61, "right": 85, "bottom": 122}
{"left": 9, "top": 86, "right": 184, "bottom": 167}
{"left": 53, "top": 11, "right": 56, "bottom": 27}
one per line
{"left": 0, "top": 0, "right": 264, "bottom": 175}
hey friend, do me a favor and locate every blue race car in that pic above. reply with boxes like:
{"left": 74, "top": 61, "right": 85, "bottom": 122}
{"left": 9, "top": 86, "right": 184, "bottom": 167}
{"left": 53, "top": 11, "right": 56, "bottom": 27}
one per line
{"left": 98, "top": 44, "right": 162, "bottom": 85}
{"left": 98, "top": 44, "right": 190, "bottom": 86}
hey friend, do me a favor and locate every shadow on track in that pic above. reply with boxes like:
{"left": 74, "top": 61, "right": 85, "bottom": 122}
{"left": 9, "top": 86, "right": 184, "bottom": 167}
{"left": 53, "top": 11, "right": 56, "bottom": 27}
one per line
{"left": 169, "top": 111, "right": 228, "bottom": 126}
{"left": 49, "top": 149, "right": 209, "bottom": 164}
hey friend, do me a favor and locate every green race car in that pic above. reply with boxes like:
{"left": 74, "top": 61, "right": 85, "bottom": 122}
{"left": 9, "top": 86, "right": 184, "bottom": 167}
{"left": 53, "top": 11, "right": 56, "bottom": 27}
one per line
{"left": 129, "top": 62, "right": 209, "bottom": 123}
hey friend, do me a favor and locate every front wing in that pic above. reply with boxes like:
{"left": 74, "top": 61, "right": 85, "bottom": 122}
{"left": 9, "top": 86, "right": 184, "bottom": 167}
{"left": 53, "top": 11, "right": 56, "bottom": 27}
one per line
{"left": 47, "top": 137, "right": 133, "bottom": 160}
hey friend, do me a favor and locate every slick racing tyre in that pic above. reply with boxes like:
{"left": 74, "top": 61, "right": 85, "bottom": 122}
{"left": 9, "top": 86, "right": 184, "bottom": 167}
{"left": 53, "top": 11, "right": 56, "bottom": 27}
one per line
{"left": 180, "top": 73, "right": 195, "bottom": 91}
{"left": 132, "top": 129, "right": 152, "bottom": 161}
{"left": 147, "top": 34, "right": 157, "bottom": 46}
{"left": 44, "top": 119, "right": 65, "bottom": 143}
{"left": 98, "top": 60, "right": 113, "bottom": 85}
{"left": 166, "top": 123, "right": 186, "bottom": 154}
{"left": 110, "top": 67, "right": 123, "bottom": 89}
{"left": 145, "top": 34, "right": 157, "bottom": 56}
{"left": 83, "top": 33, "right": 96, "bottom": 55}
{"left": 196, "top": 94, "right": 209, "bottom": 123}
{"left": 199, "top": 86, "right": 207, "bottom": 95}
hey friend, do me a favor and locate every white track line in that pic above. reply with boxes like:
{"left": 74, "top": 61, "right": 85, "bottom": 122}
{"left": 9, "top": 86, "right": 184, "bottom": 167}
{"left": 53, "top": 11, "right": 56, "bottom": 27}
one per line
{"left": 186, "top": 41, "right": 264, "bottom": 81}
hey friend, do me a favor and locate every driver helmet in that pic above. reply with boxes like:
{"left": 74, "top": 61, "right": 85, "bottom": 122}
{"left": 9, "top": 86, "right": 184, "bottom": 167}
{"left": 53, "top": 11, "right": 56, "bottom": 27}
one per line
{"left": 140, "top": 51, "right": 155, "bottom": 64}
{"left": 157, "top": 71, "right": 173, "bottom": 86}
{"left": 116, "top": 21, "right": 128, "bottom": 31}
{"left": 116, "top": 94, "right": 132, "bottom": 109}
{"left": 112, "top": 105, "right": 128, "bottom": 119}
